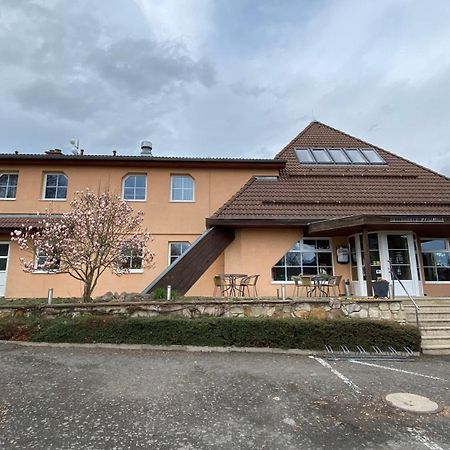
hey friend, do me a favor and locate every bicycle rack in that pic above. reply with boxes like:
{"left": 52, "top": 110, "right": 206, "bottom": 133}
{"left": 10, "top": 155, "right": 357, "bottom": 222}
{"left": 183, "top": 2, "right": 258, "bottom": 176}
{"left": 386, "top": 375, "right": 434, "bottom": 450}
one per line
{"left": 322, "top": 344, "right": 416, "bottom": 360}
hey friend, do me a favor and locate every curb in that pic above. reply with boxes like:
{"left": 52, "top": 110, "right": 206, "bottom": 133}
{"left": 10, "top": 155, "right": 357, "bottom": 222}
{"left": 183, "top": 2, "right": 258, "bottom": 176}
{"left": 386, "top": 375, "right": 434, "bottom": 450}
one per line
{"left": 0, "top": 340, "right": 317, "bottom": 356}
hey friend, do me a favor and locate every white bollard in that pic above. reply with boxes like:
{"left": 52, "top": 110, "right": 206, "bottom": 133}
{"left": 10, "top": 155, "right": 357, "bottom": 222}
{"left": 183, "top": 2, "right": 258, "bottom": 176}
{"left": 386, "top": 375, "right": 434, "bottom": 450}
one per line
{"left": 47, "top": 288, "right": 53, "bottom": 305}
{"left": 281, "top": 284, "right": 286, "bottom": 301}
{"left": 167, "top": 285, "right": 172, "bottom": 301}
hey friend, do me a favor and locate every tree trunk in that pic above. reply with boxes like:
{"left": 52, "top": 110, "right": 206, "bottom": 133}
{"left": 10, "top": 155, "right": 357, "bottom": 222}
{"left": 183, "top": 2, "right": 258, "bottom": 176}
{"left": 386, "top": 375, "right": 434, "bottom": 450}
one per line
{"left": 82, "top": 282, "right": 93, "bottom": 303}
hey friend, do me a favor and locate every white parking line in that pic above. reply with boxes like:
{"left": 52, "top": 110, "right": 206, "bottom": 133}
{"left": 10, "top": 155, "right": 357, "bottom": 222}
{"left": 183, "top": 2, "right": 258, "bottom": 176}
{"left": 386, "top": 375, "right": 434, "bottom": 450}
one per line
{"left": 348, "top": 359, "right": 448, "bottom": 382}
{"left": 309, "top": 356, "right": 361, "bottom": 394}
{"left": 407, "top": 427, "right": 444, "bottom": 450}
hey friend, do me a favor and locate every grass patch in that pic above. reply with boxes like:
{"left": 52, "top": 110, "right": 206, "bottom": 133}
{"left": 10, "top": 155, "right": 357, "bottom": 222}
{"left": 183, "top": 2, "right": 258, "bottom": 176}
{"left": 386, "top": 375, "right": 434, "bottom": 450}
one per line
{"left": 0, "top": 315, "right": 421, "bottom": 351}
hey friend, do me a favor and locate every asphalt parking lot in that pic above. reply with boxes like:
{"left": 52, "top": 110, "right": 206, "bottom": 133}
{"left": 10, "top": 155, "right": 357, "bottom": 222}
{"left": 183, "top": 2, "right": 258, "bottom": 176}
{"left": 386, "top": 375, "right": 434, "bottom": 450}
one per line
{"left": 0, "top": 343, "right": 449, "bottom": 449}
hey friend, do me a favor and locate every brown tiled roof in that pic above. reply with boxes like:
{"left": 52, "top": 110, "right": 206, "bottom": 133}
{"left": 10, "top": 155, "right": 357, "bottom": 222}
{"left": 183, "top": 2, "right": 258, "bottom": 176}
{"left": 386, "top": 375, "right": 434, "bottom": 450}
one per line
{"left": 210, "top": 121, "right": 450, "bottom": 223}
{"left": 0, "top": 214, "right": 46, "bottom": 231}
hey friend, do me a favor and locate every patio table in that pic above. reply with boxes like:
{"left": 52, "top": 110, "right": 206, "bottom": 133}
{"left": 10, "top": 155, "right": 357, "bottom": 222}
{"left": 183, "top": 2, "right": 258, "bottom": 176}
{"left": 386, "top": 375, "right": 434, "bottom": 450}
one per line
{"left": 222, "top": 273, "right": 247, "bottom": 297}
{"left": 301, "top": 274, "right": 332, "bottom": 297}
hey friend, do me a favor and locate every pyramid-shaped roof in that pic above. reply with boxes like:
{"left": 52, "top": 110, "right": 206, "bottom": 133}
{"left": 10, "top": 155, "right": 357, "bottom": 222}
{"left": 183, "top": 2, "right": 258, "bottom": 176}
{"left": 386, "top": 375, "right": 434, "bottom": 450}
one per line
{"left": 209, "top": 121, "right": 450, "bottom": 224}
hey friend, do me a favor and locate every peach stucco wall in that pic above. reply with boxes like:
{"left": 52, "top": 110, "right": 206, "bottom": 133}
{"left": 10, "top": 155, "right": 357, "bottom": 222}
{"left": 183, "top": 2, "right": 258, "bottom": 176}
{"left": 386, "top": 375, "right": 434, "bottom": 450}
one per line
{"left": 1, "top": 162, "right": 276, "bottom": 298}
{"left": 224, "top": 228, "right": 302, "bottom": 297}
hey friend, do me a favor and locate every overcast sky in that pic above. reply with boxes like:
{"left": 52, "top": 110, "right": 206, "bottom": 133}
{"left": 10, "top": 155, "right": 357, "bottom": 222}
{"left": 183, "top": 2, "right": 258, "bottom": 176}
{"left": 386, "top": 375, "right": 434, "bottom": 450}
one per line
{"left": 1, "top": 0, "right": 450, "bottom": 175}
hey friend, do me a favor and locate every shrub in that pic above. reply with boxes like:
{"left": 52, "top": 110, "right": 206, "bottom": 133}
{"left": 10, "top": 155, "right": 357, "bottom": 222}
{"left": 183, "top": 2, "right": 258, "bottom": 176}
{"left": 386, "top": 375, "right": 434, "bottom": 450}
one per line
{"left": 13, "top": 316, "right": 422, "bottom": 351}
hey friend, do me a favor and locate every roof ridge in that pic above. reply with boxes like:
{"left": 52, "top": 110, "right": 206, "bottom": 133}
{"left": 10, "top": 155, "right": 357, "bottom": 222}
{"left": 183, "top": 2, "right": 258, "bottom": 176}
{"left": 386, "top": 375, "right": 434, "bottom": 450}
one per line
{"left": 305, "top": 121, "right": 450, "bottom": 181}
{"left": 274, "top": 121, "right": 317, "bottom": 159}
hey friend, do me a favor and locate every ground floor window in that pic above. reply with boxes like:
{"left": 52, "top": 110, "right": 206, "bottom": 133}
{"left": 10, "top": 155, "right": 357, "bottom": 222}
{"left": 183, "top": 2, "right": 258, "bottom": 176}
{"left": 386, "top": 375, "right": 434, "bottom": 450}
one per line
{"left": 421, "top": 238, "right": 450, "bottom": 282}
{"left": 120, "top": 248, "right": 144, "bottom": 272}
{"left": 34, "top": 247, "right": 60, "bottom": 272}
{"left": 272, "top": 239, "right": 333, "bottom": 282}
{"left": 168, "top": 242, "right": 190, "bottom": 265}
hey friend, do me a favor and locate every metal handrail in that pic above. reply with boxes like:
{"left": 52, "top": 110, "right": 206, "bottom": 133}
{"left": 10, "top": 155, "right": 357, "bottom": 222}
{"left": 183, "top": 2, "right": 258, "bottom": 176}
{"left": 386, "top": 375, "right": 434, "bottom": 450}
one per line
{"left": 387, "top": 260, "right": 420, "bottom": 327}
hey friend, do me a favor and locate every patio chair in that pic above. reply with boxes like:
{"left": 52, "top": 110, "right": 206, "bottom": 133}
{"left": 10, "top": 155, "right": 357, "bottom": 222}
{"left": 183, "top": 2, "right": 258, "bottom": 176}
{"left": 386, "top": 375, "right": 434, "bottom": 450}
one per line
{"left": 292, "top": 276, "right": 313, "bottom": 297}
{"left": 239, "top": 274, "right": 259, "bottom": 297}
{"left": 322, "top": 275, "right": 342, "bottom": 297}
{"left": 213, "top": 275, "right": 227, "bottom": 297}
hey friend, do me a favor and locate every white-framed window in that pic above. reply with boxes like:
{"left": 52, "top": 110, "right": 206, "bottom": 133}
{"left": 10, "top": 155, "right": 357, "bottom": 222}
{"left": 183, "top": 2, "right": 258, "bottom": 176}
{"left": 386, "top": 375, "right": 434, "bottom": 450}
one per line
{"left": 272, "top": 239, "right": 333, "bottom": 282}
{"left": 43, "top": 173, "right": 68, "bottom": 200}
{"left": 170, "top": 175, "right": 194, "bottom": 202}
{"left": 34, "top": 247, "right": 60, "bottom": 273}
{"left": 421, "top": 238, "right": 450, "bottom": 282}
{"left": 120, "top": 247, "right": 144, "bottom": 272}
{"left": 168, "top": 241, "right": 190, "bottom": 265}
{"left": 0, "top": 173, "right": 18, "bottom": 199}
{"left": 122, "top": 174, "right": 147, "bottom": 201}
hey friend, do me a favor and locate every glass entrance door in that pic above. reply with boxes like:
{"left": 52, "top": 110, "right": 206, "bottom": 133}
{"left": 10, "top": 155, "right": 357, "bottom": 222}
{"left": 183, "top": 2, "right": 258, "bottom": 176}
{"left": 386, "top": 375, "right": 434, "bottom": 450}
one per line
{"left": 349, "top": 232, "right": 421, "bottom": 297}
{"left": 0, "top": 243, "right": 10, "bottom": 297}
{"left": 380, "top": 233, "right": 421, "bottom": 297}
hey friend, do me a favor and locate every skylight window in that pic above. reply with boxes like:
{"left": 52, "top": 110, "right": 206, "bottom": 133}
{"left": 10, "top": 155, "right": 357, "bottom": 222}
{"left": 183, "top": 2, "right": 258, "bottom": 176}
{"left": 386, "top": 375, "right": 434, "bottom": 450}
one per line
{"left": 327, "top": 149, "right": 350, "bottom": 164}
{"left": 295, "top": 147, "right": 386, "bottom": 165}
{"left": 361, "top": 148, "right": 385, "bottom": 164}
{"left": 311, "top": 148, "right": 333, "bottom": 164}
{"left": 345, "top": 149, "right": 368, "bottom": 164}
{"left": 295, "top": 149, "right": 315, "bottom": 164}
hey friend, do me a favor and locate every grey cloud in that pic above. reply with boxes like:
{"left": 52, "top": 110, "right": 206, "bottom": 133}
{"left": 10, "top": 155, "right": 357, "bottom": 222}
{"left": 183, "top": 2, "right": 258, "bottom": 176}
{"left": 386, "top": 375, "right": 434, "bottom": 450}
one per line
{"left": 14, "top": 79, "right": 109, "bottom": 121}
{"left": 88, "top": 38, "right": 215, "bottom": 98}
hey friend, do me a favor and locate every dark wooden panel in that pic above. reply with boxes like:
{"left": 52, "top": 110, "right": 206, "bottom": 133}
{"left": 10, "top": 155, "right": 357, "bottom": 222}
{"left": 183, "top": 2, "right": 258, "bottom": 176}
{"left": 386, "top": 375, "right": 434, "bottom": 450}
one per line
{"left": 142, "top": 227, "right": 235, "bottom": 296}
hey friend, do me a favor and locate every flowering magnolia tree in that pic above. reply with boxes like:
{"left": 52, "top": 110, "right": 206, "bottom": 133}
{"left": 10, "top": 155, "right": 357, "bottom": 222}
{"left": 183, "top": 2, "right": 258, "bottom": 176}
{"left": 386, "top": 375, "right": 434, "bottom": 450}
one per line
{"left": 12, "top": 189, "right": 153, "bottom": 302}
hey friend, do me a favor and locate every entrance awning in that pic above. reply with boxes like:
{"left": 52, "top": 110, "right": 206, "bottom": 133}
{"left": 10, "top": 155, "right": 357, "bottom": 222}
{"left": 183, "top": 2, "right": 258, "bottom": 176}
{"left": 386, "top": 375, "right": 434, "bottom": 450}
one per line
{"left": 307, "top": 214, "right": 450, "bottom": 237}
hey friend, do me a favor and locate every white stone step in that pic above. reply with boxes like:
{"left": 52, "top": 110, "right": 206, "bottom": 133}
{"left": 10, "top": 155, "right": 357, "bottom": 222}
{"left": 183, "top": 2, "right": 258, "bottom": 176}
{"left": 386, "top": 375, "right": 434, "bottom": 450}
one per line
{"left": 421, "top": 336, "right": 450, "bottom": 345}
{"left": 420, "top": 326, "right": 450, "bottom": 337}
{"left": 407, "top": 313, "right": 450, "bottom": 321}
{"left": 405, "top": 304, "right": 450, "bottom": 310}
{"left": 421, "top": 343, "right": 450, "bottom": 355}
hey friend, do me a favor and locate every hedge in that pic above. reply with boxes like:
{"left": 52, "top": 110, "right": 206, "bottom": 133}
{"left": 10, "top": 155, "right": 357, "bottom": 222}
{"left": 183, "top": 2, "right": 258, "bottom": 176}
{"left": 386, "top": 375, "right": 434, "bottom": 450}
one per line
{"left": 0, "top": 315, "right": 421, "bottom": 351}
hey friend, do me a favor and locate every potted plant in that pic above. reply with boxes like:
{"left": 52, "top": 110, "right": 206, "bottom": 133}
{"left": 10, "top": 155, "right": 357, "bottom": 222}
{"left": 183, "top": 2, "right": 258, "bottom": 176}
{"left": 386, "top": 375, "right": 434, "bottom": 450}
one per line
{"left": 372, "top": 277, "right": 390, "bottom": 298}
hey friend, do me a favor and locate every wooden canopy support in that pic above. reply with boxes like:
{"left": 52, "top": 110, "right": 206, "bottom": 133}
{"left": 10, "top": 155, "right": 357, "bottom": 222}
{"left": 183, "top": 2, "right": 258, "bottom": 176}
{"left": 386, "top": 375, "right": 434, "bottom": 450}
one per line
{"left": 142, "top": 227, "right": 235, "bottom": 296}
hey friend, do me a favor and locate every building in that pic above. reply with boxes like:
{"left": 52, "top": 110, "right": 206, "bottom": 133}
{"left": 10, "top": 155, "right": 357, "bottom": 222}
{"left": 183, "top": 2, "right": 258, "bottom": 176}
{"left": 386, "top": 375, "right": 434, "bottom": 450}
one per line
{"left": 1, "top": 121, "right": 450, "bottom": 298}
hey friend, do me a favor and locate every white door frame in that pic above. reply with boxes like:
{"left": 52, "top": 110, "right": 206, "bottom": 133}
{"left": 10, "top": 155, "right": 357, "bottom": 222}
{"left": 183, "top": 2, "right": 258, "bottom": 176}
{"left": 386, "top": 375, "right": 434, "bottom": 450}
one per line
{"left": 350, "top": 231, "right": 422, "bottom": 297}
{"left": 0, "top": 241, "right": 10, "bottom": 297}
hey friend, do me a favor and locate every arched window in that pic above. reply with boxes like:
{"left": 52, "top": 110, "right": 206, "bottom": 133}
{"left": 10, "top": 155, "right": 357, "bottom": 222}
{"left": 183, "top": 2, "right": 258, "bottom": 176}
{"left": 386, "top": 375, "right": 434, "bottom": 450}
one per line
{"left": 122, "top": 174, "right": 147, "bottom": 201}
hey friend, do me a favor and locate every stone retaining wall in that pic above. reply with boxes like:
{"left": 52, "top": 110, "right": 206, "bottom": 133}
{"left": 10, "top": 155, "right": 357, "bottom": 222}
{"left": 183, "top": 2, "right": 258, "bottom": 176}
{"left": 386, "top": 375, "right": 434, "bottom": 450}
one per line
{"left": 0, "top": 298, "right": 405, "bottom": 323}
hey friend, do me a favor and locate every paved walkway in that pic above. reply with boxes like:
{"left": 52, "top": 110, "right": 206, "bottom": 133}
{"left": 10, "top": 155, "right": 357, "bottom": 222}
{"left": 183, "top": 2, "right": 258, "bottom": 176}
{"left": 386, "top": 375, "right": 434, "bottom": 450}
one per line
{"left": 0, "top": 343, "right": 449, "bottom": 449}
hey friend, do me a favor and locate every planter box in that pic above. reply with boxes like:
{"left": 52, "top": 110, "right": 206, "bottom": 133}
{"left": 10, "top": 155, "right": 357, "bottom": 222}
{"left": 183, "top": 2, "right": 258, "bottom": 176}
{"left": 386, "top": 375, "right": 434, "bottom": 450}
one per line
{"left": 373, "top": 281, "right": 390, "bottom": 298}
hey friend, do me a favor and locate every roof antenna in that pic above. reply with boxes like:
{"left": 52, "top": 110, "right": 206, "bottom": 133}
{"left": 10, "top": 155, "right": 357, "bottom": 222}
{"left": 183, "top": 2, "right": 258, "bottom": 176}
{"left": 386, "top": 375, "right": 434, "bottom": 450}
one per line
{"left": 70, "top": 138, "right": 80, "bottom": 155}
{"left": 311, "top": 108, "right": 316, "bottom": 121}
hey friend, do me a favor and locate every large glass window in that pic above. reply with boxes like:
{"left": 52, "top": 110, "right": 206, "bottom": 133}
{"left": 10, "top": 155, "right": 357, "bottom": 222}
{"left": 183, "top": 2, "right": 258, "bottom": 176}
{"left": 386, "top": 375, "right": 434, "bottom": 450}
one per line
{"left": 168, "top": 242, "right": 190, "bottom": 265}
{"left": 171, "top": 175, "right": 194, "bottom": 201}
{"left": 421, "top": 238, "right": 450, "bottom": 282}
{"left": 349, "top": 236, "right": 359, "bottom": 281}
{"left": 360, "top": 233, "right": 382, "bottom": 281}
{"left": 122, "top": 174, "right": 146, "bottom": 201}
{"left": 387, "top": 234, "right": 412, "bottom": 280}
{"left": 0, "top": 173, "right": 18, "bottom": 199}
{"left": 44, "top": 173, "right": 68, "bottom": 200}
{"left": 272, "top": 239, "right": 333, "bottom": 282}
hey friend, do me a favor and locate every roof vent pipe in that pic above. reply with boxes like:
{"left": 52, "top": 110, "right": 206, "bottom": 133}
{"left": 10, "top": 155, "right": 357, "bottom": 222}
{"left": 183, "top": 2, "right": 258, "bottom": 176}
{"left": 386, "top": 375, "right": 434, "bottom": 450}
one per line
{"left": 141, "top": 141, "right": 152, "bottom": 156}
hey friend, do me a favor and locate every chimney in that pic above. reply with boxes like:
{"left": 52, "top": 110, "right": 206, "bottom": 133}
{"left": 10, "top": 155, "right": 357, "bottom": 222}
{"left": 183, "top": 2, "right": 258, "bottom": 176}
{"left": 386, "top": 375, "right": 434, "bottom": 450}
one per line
{"left": 141, "top": 140, "right": 152, "bottom": 156}
{"left": 45, "top": 149, "right": 63, "bottom": 155}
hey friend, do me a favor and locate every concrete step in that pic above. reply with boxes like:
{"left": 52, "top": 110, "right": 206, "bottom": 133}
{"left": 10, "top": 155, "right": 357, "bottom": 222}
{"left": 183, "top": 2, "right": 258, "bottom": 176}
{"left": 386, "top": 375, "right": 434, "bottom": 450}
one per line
{"left": 406, "top": 312, "right": 450, "bottom": 321}
{"left": 420, "top": 327, "right": 450, "bottom": 337}
{"left": 421, "top": 343, "right": 450, "bottom": 355}
{"left": 421, "top": 337, "right": 450, "bottom": 346}
{"left": 404, "top": 305, "right": 450, "bottom": 310}
{"left": 412, "top": 320, "right": 450, "bottom": 327}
